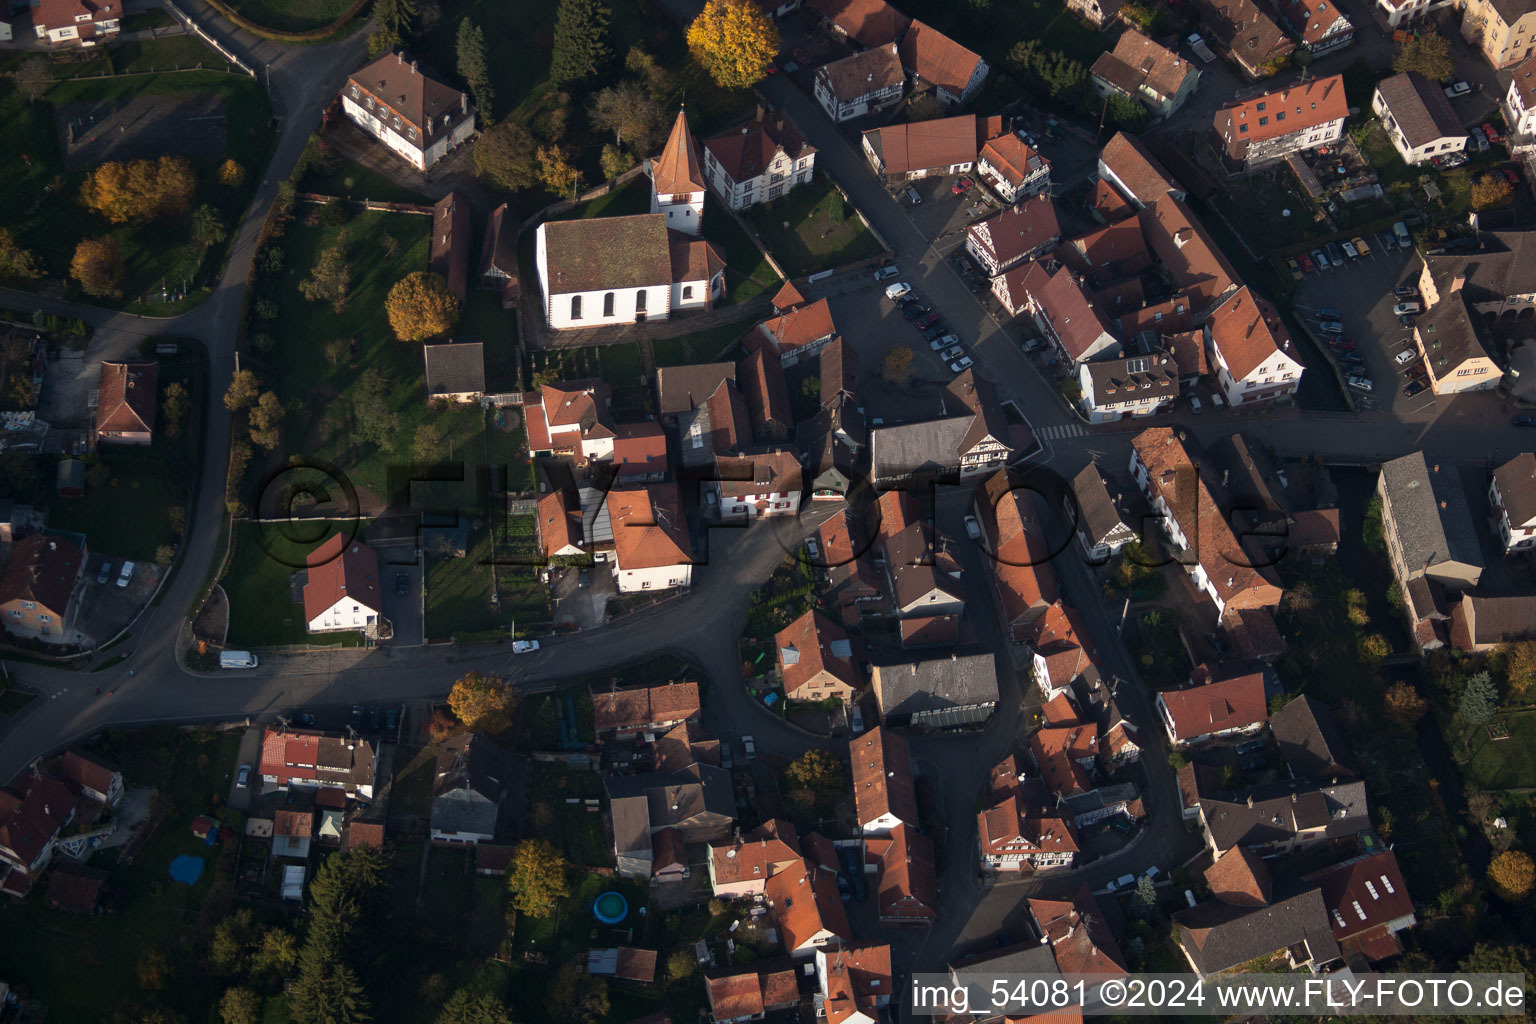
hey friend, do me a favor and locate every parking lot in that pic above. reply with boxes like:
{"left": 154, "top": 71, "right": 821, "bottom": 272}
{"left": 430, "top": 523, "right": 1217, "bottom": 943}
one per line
{"left": 1290, "top": 232, "right": 1435, "bottom": 416}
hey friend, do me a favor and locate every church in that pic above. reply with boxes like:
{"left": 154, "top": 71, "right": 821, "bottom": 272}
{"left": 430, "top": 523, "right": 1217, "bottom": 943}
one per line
{"left": 534, "top": 112, "right": 726, "bottom": 330}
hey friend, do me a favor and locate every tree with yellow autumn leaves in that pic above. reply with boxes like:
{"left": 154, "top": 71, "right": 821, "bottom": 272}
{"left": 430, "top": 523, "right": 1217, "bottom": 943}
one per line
{"left": 686, "top": 0, "right": 779, "bottom": 90}
{"left": 80, "top": 156, "right": 197, "bottom": 224}
{"left": 385, "top": 271, "right": 460, "bottom": 342}
{"left": 70, "top": 237, "right": 124, "bottom": 298}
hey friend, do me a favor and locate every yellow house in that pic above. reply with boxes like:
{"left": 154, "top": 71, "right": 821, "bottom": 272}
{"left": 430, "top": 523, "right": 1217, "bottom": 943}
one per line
{"left": 1412, "top": 290, "right": 1502, "bottom": 394}
{"left": 1459, "top": 0, "right": 1536, "bottom": 68}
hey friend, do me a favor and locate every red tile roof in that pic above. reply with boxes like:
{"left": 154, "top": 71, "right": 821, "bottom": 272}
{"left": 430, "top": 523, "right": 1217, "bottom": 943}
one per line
{"left": 850, "top": 726, "right": 919, "bottom": 830}
{"left": 301, "top": 534, "right": 383, "bottom": 624}
{"left": 0, "top": 534, "right": 83, "bottom": 621}
{"left": 1214, "top": 74, "right": 1348, "bottom": 164}
{"left": 1029, "top": 723, "right": 1097, "bottom": 798}
{"left": 1018, "top": 261, "right": 1117, "bottom": 361}
{"left": 704, "top": 115, "right": 814, "bottom": 186}
{"left": 900, "top": 19, "right": 987, "bottom": 98}
{"left": 1205, "top": 846, "right": 1273, "bottom": 906}
{"left": 1157, "top": 674, "right": 1268, "bottom": 741}
{"left": 776, "top": 610, "right": 861, "bottom": 697}
{"left": 709, "top": 819, "right": 803, "bottom": 888}
{"left": 977, "top": 793, "right": 1079, "bottom": 860}
{"left": 342, "top": 819, "right": 385, "bottom": 851}
{"left": 1207, "top": 286, "right": 1301, "bottom": 381}
{"left": 1032, "top": 600, "right": 1101, "bottom": 688}
{"left": 1136, "top": 195, "right": 1239, "bottom": 314}
{"left": 979, "top": 134, "right": 1050, "bottom": 190}
{"left": 863, "top": 115, "right": 978, "bottom": 176}
{"left": 969, "top": 194, "right": 1061, "bottom": 269}
{"left": 737, "top": 347, "right": 793, "bottom": 440}
{"left": 538, "top": 488, "right": 583, "bottom": 557}
{"left": 613, "top": 422, "right": 669, "bottom": 480}
{"left": 592, "top": 681, "right": 702, "bottom": 733}
{"left": 34, "top": 0, "right": 119, "bottom": 33}
{"left": 766, "top": 860, "right": 851, "bottom": 951}
{"left": 1029, "top": 885, "right": 1129, "bottom": 974}
{"left": 1099, "top": 132, "right": 1181, "bottom": 206}
{"left": 754, "top": 297, "right": 837, "bottom": 355}
{"left": 653, "top": 110, "right": 707, "bottom": 195}
{"left": 808, "top": 0, "right": 911, "bottom": 47}
{"left": 608, "top": 483, "right": 693, "bottom": 570}
{"left": 982, "top": 472, "right": 1060, "bottom": 639}
{"left": 61, "top": 750, "right": 118, "bottom": 798}
{"left": 95, "top": 361, "right": 157, "bottom": 438}
{"left": 772, "top": 279, "right": 807, "bottom": 312}
{"left": 822, "top": 943, "right": 893, "bottom": 1024}
{"left": 430, "top": 191, "right": 472, "bottom": 303}
{"left": 1306, "top": 850, "right": 1414, "bottom": 948}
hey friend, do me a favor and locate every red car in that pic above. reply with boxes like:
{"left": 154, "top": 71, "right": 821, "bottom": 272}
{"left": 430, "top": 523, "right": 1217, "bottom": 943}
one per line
{"left": 1329, "top": 338, "right": 1357, "bottom": 351}
{"left": 1504, "top": 166, "right": 1522, "bottom": 185}
{"left": 1483, "top": 123, "right": 1502, "bottom": 144}
{"left": 951, "top": 177, "right": 974, "bottom": 195}
{"left": 916, "top": 312, "right": 942, "bottom": 329}
{"left": 1298, "top": 252, "right": 1316, "bottom": 273}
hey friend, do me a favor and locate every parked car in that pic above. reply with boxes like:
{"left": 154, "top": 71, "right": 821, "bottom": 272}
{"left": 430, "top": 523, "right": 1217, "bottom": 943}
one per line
{"left": 1444, "top": 80, "right": 1471, "bottom": 98}
{"left": 875, "top": 266, "right": 902, "bottom": 283}
{"left": 1399, "top": 315, "right": 1416, "bottom": 327}
{"left": 1316, "top": 320, "right": 1345, "bottom": 334}
{"left": 116, "top": 561, "right": 135, "bottom": 588}
{"left": 1434, "top": 152, "right": 1468, "bottom": 169}
{"left": 236, "top": 765, "right": 251, "bottom": 789}
{"left": 921, "top": 323, "right": 948, "bottom": 341}
{"left": 1298, "top": 252, "right": 1316, "bottom": 273}
{"left": 950, "top": 356, "right": 974, "bottom": 373}
{"left": 916, "top": 311, "right": 943, "bottom": 329}
{"left": 1235, "top": 739, "right": 1265, "bottom": 755}
{"left": 512, "top": 639, "right": 540, "bottom": 653}
{"left": 1109, "top": 873, "right": 1138, "bottom": 892}
{"left": 903, "top": 186, "right": 922, "bottom": 205}
{"left": 395, "top": 572, "right": 409, "bottom": 595}
{"left": 1325, "top": 241, "right": 1345, "bottom": 265}
{"left": 1106, "top": 814, "right": 1134, "bottom": 835}
{"left": 883, "top": 279, "right": 910, "bottom": 299}
{"left": 937, "top": 345, "right": 964, "bottom": 361}
{"left": 1145, "top": 866, "right": 1162, "bottom": 881}
{"left": 1347, "top": 375, "right": 1374, "bottom": 392}
{"left": 951, "top": 177, "right": 974, "bottom": 195}
{"left": 742, "top": 735, "right": 757, "bottom": 759}
{"left": 1404, "top": 379, "right": 1428, "bottom": 398}
{"left": 1337, "top": 352, "right": 1364, "bottom": 366}
{"left": 1395, "top": 349, "right": 1417, "bottom": 365}
{"left": 97, "top": 562, "right": 111, "bottom": 584}
{"left": 1393, "top": 285, "right": 1418, "bottom": 299}
{"left": 902, "top": 303, "right": 931, "bottom": 321}
{"left": 1504, "top": 166, "right": 1523, "bottom": 185}
{"left": 1514, "top": 414, "right": 1536, "bottom": 426}
{"left": 1353, "top": 236, "right": 1371, "bottom": 257}
{"left": 1312, "top": 248, "right": 1330, "bottom": 269}
{"left": 1341, "top": 240, "right": 1359, "bottom": 259}
{"left": 1286, "top": 256, "right": 1302, "bottom": 279}
{"left": 1483, "top": 123, "right": 1502, "bottom": 144}
{"left": 1188, "top": 395, "right": 1203, "bottom": 414}
{"left": 385, "top": 707, "right": 399, "bottom": 731}
{"left": 721, "top": 745, "right": 733, "bottom": 769}
{"left": 1313, "top": 308, "right": 1342, "bottom": 321}
{"left": 1472, "top": 127, "right": 1490, "bottom": 151}
{"left": 578, "top": 568, "right": 591, "bottom": 588}
{"left": 964, "top": 515, "right": 982, "bottom": 540}
{"left": 1392, "top": 301, "right": 1422, "bottom": 315}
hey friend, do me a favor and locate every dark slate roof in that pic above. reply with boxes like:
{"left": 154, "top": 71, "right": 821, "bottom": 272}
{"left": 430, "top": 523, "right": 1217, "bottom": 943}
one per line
{"left": 1071, "top": 463, "right": 1134, "bottom": 547}
{"left": 872, "top": 650, "right": 1000, "bottom": 717}
{"left": 423, "top": 341, "right": 486, "bottom": 397}
{"left": 605, "top": 764, "right": 735, "bottom": 825}
{"left": 1198, "top": 775, "right": 1369, "bottom": 852}
{"left": 1377, "top": 451, "right": 1485, "bottom": 576}
{"left": 1270, "top": 695, "right": 1355, "bottom": 780}
{"left": 542, "top": 214, "right": 673, "bottom": 294}
{"left": 1174, "top": 889, "right": 1340, "bottom": 974}
{"left": 1375, "top": 72, "right": 1464, "bottom": 149}
{"left": 949, "top": 939, "right": 1061, "bottom": 977}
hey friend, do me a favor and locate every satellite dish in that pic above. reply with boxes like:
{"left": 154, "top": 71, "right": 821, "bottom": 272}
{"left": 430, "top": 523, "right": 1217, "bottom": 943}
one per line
{"left": 1282, "top": 209, "right": 1292, "bottom": 217}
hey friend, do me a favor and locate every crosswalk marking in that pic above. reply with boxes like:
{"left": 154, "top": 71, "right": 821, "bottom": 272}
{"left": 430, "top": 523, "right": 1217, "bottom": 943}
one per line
{"left": 1036, "top": 422, "right": 1089, "bottom": 441}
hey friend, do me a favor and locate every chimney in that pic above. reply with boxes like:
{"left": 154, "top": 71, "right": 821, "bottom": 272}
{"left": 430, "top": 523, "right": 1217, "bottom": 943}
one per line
{"left": 396, "top": 52, "right": 403, "bottom": 64}
{"left": 1451, "top": 275, "right": 1466, "bottom": 293}
{"left": 410, "top": 60, "right": 418, "bottom": 75}
{"left": 462, "top": 92, "right": 468, "bottom": 114}
{"left": 756, "top": 102, "right": 766, "bottom": 123}
{"left": 1246, "top": 794, "right": 1254, "bottom": 807}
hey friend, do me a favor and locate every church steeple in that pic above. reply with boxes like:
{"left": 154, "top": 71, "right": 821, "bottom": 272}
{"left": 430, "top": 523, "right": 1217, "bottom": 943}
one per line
{"left": 650, "top": 108, "right": 707, "bottom": 235}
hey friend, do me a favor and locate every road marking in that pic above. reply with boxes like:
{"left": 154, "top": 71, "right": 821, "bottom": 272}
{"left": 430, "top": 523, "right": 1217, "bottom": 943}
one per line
{"left": 1037, "top": 422, "right": 1089, "bottom": 440}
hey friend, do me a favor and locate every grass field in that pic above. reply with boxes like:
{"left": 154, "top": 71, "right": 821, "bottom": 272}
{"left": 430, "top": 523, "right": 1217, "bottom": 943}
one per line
{"left": 222, "top": 520, "right": 368, "bottom": 647}
{"left": 704, "top": 193, "right": 779, "bottom": 304}
{"left": 0, "top": 728, "right": 241, "bottom": 1023}
{"left": 0, "top": 66, "right": 273, "bottom": 315}
{"left": 747, "top": 177, "right": 884, "bottom": 277}
{"left": 652, "top": 322, "right": 747, "bottom": 367}
{"left": 226, "top": 0, "right": 349, "bottom": 31}
{"left": 1462, "top": 711, "right": 1536, "bottom": 790}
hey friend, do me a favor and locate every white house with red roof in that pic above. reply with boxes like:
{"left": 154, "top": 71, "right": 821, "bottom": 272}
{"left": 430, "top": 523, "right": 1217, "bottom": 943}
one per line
{"left": 710, "top": 450, "right": 802, "bottom": 520}
{"left": 1205, "top": 287, "right": 1305, "bottom": 406}
{"left": 525, "top": 379, "right": 617, "bottom": 463}
{"left": 33, "top": 0, "right": 120, "bottom": 45}
{"left": 899, "top": 20, "right": 990, "bottom": 105}
{"left": 749, "top": 296, "right": 839, "bottom": 367}
{"left": 976, "top": 793, "right": 1079, "bottom": 871}
{"left": 259, "top": 726, "right": 379, "bottom": 800}
{"left": 1304, "top": 850, "right": 1416, "bottom": 962}
{"left": 702, "top": 113, "right": 816, "bottom": 210}
{"left": 607, "top": 484, "right": 694, "bottom": 593}
{"left": 303, "top": 535, "right": 385, "bottom": 636}
{"left": 816, "top": 944, "right": 893, "bottom": 1024}
{"left": 976, "top": 133, "right": 1052, "bottom": 203}
{"left": 1156, "top": 673, "right": 1268, "bottom": 746}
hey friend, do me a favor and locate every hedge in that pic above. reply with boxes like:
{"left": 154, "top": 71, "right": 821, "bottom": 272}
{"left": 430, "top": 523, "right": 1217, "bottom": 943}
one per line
{"left": 201, "top": 0, "right": 372, "bottom": 43}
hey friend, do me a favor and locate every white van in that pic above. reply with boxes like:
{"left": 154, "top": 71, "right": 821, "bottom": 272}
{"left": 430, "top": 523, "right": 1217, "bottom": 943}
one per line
{"left": 219, "top": 650, "right": 259, "bottom": 669}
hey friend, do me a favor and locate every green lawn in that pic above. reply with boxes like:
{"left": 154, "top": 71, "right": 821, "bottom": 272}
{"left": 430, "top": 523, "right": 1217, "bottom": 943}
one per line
{"left": 553, "top": 176, "right": 653, "bottom": 222}
{"left": 747, "top": 176, "right": 885, "bottom": 277}
{"left": 299, "top": 152, "right": 435, "bottom": 205}
{"left": 1211, "top": 174, "right": 1323, "bottom": 256}
{"left": 226, "top": 0, "right": 349, "bottom": 31}
{"left": 704, "top": 193, "right": 779, "bottom": 304}
{"left": 123, "top": 7, "right": 178, "bottom": 29}
{"left": 0, "top": 729, "right": 241, "bottom": 1023}
{"left": 222, "top": 520, "right": 368, "bottom": 647}
{"left": 111, "top": 34, "right": 241, "bottom": 73}
{"left": 0, "top": 69, "right": 272, "bottom": 314}
{"left": 425, "top": 527, "right": 501, "bottom": 641}
{"left": 1462, "top": 711, "right": 1536, "bottom": 790}
{"left": 457, "top": 290, "right": 521, "bottom": 393}
{"left": 651, "top": 322, "right": 747, "bottom": 368}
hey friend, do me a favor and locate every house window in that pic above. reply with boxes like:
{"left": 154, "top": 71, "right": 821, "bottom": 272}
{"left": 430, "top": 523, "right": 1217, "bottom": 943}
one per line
{"left": 603, "top": 292, "right": 615, "bottom": 317}
{"left": 636, "top": 291, "right": 647, "bottom": 312}
{"left": 1259, "top": 116, "right": 1269, "bottom": 126}
{"left": 392, "top": 116, "right": 401, "bottom": 130}
{"left": 20, "top": 601, "right": 33, "bottom": 610}
{"left": 1277, "top": 111, "right": 1286, "bottom": 121}
{"left": 1257, "top": 102, "right": 1267, "bottom": 111}
{"left": 571, "top": 295, "right": 582, "bottom": 320}
{"left": 642, "top": 581, "right": 652, "bottom": 589}
{"left": 1239, "top": 124, "right": 1250, "bottom": 134}
{"left": 350, "top": 84, "right": 359, "bottom": 98}
{"left": 768, "top": 185, "right": 782, "bottom": 199}
{"left": 38, "top": 614, "right": 50, "bottom": 622}
{"left": 683, "top": 285, "right": 693, "bottom": 299}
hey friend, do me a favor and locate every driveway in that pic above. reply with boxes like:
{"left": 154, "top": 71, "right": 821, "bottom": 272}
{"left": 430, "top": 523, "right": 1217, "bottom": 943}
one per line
{"left": 226, "top": 725, "right": 262, "bottom": 811}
